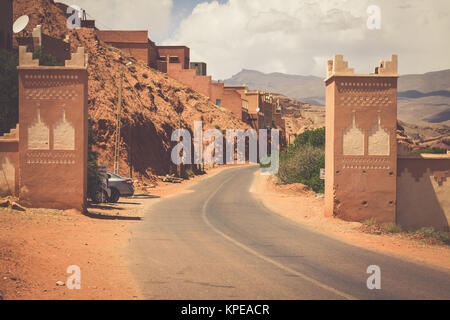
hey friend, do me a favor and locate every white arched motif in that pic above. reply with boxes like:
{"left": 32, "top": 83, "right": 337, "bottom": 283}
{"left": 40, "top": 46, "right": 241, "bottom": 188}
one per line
{"left": 28, "top": 108, "right": 50, "bottom": 150}
{"left": 368, "top": 111, "right": 390, "bottom": 155}
{"left": 53, "top": 109, "right": 75, "bottom": 151}
{"left": 343, "top": 110, "right": 364, "bottom": 155}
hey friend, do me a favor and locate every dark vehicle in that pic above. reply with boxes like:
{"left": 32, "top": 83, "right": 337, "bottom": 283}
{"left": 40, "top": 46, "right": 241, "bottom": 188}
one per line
{"left": 106, "top": 172, "right": 134, "bottom": 203}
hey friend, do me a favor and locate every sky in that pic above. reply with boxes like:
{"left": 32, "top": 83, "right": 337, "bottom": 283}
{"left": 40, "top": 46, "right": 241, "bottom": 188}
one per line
{"left": 57, "top": 0, "right": 450, "bottom": 80}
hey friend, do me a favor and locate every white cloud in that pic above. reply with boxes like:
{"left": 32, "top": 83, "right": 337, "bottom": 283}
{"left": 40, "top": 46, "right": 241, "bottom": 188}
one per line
{"left": 165, "top": 0, "right": 450, "bottom": 79}
{"left": 57, "top": 0, "right": 173, "bottom": 41}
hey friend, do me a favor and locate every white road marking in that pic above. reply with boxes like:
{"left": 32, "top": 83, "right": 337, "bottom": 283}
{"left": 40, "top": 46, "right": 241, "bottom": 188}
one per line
{"left": 201, "top": 170, "right": 357, "bottom": 300}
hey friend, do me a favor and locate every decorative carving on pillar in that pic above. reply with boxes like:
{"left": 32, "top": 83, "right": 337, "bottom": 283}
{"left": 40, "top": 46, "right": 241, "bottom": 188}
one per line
{"left": 368, "top": 111, "right": 390, "bottom": 156}
{"left": 28, "top": 108, "right": 50, "bottom": 150}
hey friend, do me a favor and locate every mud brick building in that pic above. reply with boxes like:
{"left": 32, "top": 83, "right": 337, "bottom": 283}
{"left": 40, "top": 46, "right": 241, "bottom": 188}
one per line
{"left": 226, "top": 85, "right": 285, "bottom": 133}
{"left": 157, "top": 45, "right": 190, "bottom": 70}
{"left": 225, "top": 85, "right": 260, "bottom": 128}
{"left": 92, "top": 28, "right": 276, "bottom": 128}
{"left": 91, "top": 26, "right": 286, "bottom": 146}
{"left": 0, "top": 46, "right": 89, "bottom": 211}
{"left": 96, "top": 30, "right": 158, "bottom": 68}
{"left": 0, "top": 0, "right": 13, "bottom": 50}
{"left": 325, "top": 54, "right": 450, "bottom": 231}
{"left": 325, "top": 54, "right": 399, "bottom": 223}
{"left": 163, "top": 53, "right": 244, "bottom": 119}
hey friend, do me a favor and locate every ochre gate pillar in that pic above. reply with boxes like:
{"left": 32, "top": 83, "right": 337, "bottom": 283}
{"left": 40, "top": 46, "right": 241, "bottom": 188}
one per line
{"left": 324, "top": 54, "right": 398, "bottom": 223}
{"left": 17, "top": 46, "right": 89, "bottom": 211}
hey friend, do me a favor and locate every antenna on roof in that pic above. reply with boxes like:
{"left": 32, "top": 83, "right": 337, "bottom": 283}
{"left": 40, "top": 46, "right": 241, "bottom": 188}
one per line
{"left": 13, "top": 15, "right": 29, "bottom": 34}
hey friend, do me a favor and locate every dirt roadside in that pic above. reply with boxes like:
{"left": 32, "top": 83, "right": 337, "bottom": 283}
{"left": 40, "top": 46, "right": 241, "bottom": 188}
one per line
{"left": 251, "top": 170, "right": 450, "bottom": 271}
{"left": 0, "top": 165, "right": 239, "bottom": 300}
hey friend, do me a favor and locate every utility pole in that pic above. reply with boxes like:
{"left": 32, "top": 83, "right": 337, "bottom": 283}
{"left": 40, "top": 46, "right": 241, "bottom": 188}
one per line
{"left": 177, "top": 115, "right": 182, "bottom": 178}
{"left": 114, "top": 72, "right": 123, "bottom": 174}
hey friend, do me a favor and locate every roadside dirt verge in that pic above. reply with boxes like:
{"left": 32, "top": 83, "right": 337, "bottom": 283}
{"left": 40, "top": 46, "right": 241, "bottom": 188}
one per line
{"left": 251, "top": 170, "right": 450, "bottom": 271}
{"left": 0, "top": 203, "right": 143, "bottom": 300}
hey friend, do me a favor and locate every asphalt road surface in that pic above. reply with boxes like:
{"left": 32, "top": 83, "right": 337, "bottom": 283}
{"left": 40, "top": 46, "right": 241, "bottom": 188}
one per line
{"left": 127, "top": 166, "right": 450, "bottom": 300}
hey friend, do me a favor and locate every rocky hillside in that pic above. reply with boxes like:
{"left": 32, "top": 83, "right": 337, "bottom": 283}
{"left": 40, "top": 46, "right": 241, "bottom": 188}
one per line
{"left": 271, "top": 94, "right": 449, "bottom": 151}
{"left": 270, "top": 94, "right": 324, "bottom": 140}
{"left": 13, "top": 0, "right": 248, "bottom": 182}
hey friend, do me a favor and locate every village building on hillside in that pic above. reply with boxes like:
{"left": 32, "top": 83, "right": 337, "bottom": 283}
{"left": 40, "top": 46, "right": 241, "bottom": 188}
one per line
{"left": 156, "top": 45, "right": 190, "bottom": 70}
{"left": 225, "top": 85, "right": 285, "bottom": 135}
{"left": 95, "top": 30, "right": 159, "bottom": 69}
{"left": 92, "top": 27, "right": 286, "bottom": 139}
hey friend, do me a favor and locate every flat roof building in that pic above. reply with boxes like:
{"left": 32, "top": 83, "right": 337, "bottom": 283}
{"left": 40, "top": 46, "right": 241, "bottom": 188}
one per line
{"left": 96, "top": 30, "right": 157, "bottom": 67}
{"left": 190, "top": 62, "right": 207, "bottom": 76}
{"left": 157, "top": 46, "right": 190, "bottom": 70}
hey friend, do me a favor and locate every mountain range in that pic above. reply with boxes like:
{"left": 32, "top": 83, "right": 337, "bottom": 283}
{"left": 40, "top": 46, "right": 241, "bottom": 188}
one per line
{"left": 224, "top": 69, "right": 450, "bottom": 126}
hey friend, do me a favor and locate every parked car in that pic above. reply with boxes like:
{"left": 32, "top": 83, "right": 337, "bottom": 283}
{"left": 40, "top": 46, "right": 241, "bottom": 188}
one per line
{"left": 106, "top": 172, "right": 134, "bottom": 203}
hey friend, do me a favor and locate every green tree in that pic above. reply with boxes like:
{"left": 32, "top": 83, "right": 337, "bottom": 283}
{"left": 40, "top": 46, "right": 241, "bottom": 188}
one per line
{"left": 0, "top": 47, "right": 63, "bottom": 135}
{"left": 411, "top": 147, "right": 447, "bottom": 154}
{"left": 0, "top": 49, "right": 19, "bottom": 135}
{"left": 293, "top": 127, "right": 325, "bottom": 149}
{"left": 277, "top": 127, "right": 325, "bottom": 193}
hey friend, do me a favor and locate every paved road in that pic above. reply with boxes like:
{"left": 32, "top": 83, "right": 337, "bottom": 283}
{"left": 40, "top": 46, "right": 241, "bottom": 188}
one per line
{"left": 127, "top": 166, "right": 450, "bottom": 299}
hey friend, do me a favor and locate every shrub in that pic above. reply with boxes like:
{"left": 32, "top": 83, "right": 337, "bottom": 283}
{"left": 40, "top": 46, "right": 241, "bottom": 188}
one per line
{"left": 410, "top": 147, "right": 447, "bottom": 154}
{"left": 381, "top": 222, "right": 403, "bottom": 233}
{"left": 362, "top": 217, "right": 377, "bottom": 226}
{"left": 293, "top": 127, "right": 325, "bottom": 149}
{"left": 277, "top": 144, "right": 324, "bottom": 192}
{"left": 276, "top": 128, "right": 325, "bottom": 193}
{"left": 411, "top": 227, "right": 450, "bottom": 245}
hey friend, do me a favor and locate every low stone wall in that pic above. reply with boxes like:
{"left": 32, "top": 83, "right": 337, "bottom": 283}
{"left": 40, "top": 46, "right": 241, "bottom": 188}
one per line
{"left": 397, "top": 154, "right": 450, "bottom": 231}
